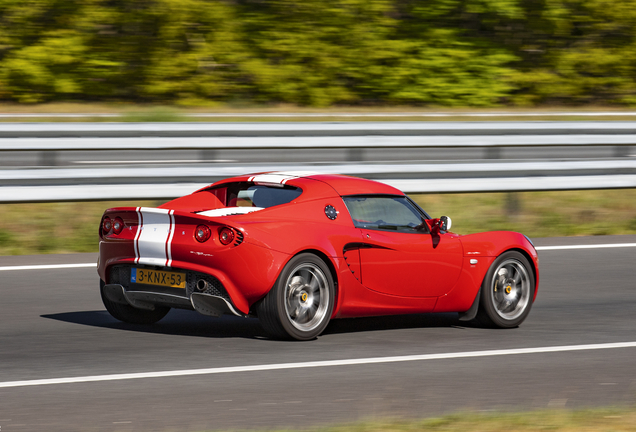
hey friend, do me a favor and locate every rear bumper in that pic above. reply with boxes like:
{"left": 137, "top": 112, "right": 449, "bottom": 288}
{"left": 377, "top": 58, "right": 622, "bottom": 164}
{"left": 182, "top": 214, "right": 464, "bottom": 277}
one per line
{"left": 104, "top": 264, "right": 244, "bottom": 317}
{"left": 99, "top": 238, "right": 291, "bottom": 314}
{"left": 103, "top": 284, "right": 242, "bottom": 317}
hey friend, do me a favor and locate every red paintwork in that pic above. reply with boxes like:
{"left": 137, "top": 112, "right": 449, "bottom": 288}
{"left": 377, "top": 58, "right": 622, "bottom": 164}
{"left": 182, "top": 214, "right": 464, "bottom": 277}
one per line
{"left": 97, "top": 173, "right": 539, "bottom": 318}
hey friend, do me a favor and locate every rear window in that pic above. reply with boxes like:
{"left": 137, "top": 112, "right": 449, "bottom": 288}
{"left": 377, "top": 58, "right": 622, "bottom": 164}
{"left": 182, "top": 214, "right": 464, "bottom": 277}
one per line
{"left": 211, "top": 182, "right": 302, "bottom": 208}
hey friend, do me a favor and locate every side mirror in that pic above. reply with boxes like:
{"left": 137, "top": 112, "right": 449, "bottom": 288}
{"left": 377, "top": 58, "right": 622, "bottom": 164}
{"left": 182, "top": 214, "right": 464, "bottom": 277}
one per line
{"left": 439, "top": 216, "right": 452, "bottom": 232}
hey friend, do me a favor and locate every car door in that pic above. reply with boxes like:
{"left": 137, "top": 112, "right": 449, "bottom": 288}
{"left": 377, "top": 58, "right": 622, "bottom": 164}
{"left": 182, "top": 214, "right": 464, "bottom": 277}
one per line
{"left": 343, "top": 195, "right": 463, "bottom": 298}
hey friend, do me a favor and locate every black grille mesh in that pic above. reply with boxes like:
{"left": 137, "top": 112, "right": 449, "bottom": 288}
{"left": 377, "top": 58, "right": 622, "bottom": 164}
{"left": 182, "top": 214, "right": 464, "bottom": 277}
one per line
{"left": 186, "top": 271, "right": 228, "bottom": 300}
{"left": 109, "top": 265, "right": 131, "bottom": 285}
{"left": 109, "top": 265, "right": 230, "bottom": 303}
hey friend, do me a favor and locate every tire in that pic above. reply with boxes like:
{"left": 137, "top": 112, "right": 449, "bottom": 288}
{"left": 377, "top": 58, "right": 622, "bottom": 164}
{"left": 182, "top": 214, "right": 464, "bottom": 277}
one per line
{"left": 100, "top": 279, "right": 170, "bottom": 324}
{"left": 257, "top": 253, "right": 335, "bottom": 341}
{"left": 475, "top": 251, "right": 535, "bottom": 328}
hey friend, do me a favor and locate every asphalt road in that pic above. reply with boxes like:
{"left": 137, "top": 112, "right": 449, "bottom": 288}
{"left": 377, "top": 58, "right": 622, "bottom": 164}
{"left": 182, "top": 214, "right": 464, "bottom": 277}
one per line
{"left": 1, "top": 235, "right": 635, "bottom": 431}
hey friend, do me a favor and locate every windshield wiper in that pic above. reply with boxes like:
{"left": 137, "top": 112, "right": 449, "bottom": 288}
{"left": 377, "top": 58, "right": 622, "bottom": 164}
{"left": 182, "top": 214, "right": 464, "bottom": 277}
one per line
{"left": 377, "top": 224, "right": 414, "bottom": 230}
{"left": 377, "top": 223, "right": 427, "bottom": 232}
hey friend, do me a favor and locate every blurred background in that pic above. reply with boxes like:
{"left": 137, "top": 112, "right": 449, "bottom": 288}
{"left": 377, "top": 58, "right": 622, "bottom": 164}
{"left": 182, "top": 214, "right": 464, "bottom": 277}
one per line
{"left": 2, "top": 3, "right": 636, "bottom": 432}
{"left": 1, "top": 0, "right": 636, "bottom": 255}
{"left": 1, "top": 0, "right": 636, "bottom": 106}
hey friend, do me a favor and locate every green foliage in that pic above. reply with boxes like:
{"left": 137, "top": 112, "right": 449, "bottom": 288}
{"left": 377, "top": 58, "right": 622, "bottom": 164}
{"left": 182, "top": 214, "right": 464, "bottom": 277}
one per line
{"left": 235, "top": 0, "right": 397, "bottom": 106}
{"left": 140, "top": 0, "right": 245, "bottom": 104}
{"left": 2, "top": 0, "right": 636, "bottom": 106}
{"left": 506, "top": 0, "right": 636, "bottom": 105}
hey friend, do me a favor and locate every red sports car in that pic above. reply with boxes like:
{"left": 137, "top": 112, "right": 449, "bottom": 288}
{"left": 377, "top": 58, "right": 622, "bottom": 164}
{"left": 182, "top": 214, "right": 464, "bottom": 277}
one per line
{"left": 98, "top": 172, "right": 539, "bottom": 340}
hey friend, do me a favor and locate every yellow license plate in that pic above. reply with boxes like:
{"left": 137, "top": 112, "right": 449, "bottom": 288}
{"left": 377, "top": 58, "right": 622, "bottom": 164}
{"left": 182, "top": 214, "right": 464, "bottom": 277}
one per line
{"left": 131, "top": 268, "right": 186, "bottom": 288}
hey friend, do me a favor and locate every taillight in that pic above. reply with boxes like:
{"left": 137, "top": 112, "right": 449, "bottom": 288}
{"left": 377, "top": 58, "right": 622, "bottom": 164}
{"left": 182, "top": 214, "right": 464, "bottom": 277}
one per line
{"left": 102, "top": 217, "right": 112, "bottom": 234}
{"left": 219, "top": 227, "right": 235, "bottom": 245}
{"left": 195, "top": 225, "right": 211, "bottom": 243}
{"left": 112, "top": 217, "right": 124, "bottom": 235}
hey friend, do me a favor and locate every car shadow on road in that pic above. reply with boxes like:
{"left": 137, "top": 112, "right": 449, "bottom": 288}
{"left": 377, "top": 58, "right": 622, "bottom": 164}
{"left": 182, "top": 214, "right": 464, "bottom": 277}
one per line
{"left": 41, "top": 309, "right": 267, "bottom": 339}
{"left": 324, "top": 312, "right": 464, "bottom": 335}
{"left": 42, "top": 309, "right": 473, "bottom": 340}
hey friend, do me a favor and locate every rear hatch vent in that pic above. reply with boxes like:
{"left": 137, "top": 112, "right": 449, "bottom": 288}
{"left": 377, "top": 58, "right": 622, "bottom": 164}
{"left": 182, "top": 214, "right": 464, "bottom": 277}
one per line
{"left": 234, "top": 229, "right": 244, "bottom": 246}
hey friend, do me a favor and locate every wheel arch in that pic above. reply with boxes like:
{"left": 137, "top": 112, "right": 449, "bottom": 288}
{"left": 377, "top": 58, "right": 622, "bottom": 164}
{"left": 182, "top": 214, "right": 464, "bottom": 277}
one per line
{"left": 460, "top": 246, "right": 537, "bottom": 322}
{"left": 509, "top": 247, "right": 538, "bottom": 298}
{"left": 255, "top": 248, "right": 339, "bottom": 340}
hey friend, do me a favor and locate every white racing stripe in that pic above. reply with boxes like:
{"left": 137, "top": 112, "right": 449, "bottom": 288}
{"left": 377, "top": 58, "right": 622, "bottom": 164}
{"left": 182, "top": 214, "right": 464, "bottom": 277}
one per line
{"left": 198, "top": 207, "right": 264, "bottom": 217}
{"left": 248, "top": 171, "right": 321, "bottom": 185}
{"left": 536, "top": 243, "right": 636, "bottom": 251}
{"left": 166, "top": 211, "right": 176, "bottom": 267}
{"left": 0, "top": 341, "right": 635, "bottom": 389}
{"left": 134, "top": 207, "right": 174, "bottom": 267}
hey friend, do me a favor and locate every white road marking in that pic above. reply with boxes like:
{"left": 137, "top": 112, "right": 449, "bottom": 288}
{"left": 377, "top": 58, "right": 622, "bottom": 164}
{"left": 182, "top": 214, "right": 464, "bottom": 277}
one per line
{"left": 0, "top": 341, "right": 635, "bottom": 389}
{"left": 536, "top": 243, "right": 636, "bottom": 251}
{"left": 0, "top": 263, "right": 95, "bottom": 271}
{"left": 0, "top": 243, "right": 633, "bottom": 272}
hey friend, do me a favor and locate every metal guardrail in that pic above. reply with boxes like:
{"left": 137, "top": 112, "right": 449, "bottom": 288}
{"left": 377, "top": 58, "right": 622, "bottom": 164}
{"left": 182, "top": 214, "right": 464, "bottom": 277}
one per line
{"left": 2, "top": 121, "right": 636, "bottom": 138}
{"left": 1, "top": 122, "right": 635, "bottom": 202}
{"left": 3, "top": 160, "right": 636, "bottom": 183}
{"left": 1, "top": 121, "right": 635, "bottom": 164}
{"left": 2, "top": 135, "right": 636, "bottom": 150}
{"left": 3, "top": 175, "right": 636, "bottom": 202}
{"left": 1, "top": 160, "right": 635, "bottom": 202}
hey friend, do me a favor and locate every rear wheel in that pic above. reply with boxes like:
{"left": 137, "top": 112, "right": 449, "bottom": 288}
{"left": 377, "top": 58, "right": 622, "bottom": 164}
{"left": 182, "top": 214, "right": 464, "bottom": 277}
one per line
{"left": 100, "top": 279, "right": 170, "bottom": 324}
{"left": 257, "top": 253, "right": 335, "bottom": 341}
{"left": 476, "top": 251, "right": 535, "bottom": 328}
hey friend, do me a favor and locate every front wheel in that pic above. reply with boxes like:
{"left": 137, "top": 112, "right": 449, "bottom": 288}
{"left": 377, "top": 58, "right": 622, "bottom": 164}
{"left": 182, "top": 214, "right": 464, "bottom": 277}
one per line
{"left": 100, "top": 279, "right": 170, "bottom": 324}
{"left": 476, "top": 251, "right": 535, "bottom": 328}
{"left": 257, "top": 253, "right": 335, "bottom": 341}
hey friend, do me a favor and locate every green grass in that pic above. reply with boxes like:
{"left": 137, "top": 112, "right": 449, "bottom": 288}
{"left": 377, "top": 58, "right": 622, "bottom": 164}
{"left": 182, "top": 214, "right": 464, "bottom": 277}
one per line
{"left": 160, "top": 407, "right": 636, "bottom": 432}
{"left": 0, "top": 200, "right": 155, "bottom": 255}
{"left": 303, "top": 407, "right": 636, "bottom": 432}
{"left": 411, "top": 189, "right": 636, "bottom": 238}
{"left": 1, "top": 190, "right": 635, "bottom": 256}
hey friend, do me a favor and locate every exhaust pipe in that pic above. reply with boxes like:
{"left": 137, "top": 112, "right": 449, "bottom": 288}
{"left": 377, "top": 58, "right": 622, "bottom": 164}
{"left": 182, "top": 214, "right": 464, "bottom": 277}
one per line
{"left": 196, "top": 279, "right": 210, "bottom": 292}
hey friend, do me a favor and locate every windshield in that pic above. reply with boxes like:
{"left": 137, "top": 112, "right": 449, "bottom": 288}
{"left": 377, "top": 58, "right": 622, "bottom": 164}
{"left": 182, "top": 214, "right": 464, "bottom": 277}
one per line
{"left": 343, "top": 195, "right": 429, "bottom": 233}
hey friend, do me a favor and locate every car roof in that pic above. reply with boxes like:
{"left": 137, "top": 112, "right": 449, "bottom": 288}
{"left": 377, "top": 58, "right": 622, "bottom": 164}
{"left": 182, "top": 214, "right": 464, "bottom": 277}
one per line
{"left": 210, "top": 171, "right": 404, "bottom": 197}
